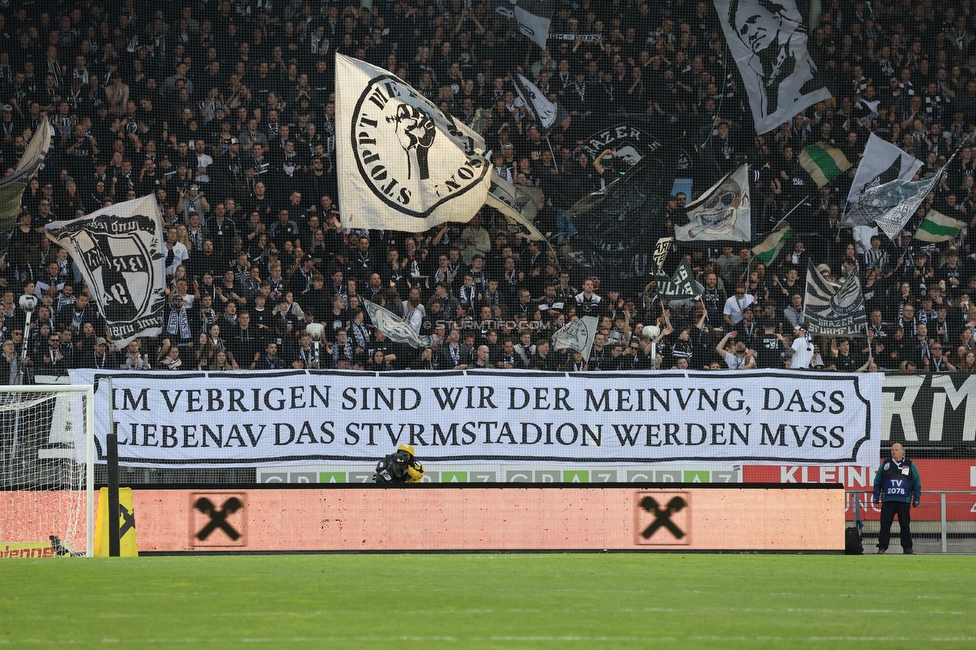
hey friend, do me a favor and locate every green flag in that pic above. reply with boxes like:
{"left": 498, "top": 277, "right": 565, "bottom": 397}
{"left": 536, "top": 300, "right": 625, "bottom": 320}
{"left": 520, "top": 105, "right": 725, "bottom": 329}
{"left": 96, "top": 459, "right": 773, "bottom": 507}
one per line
{"left": 913, "top": 209, "right": 967, "bottom": 243}
{"left": 798, "top": 142, "right": 852, "bottom": 188}
{"left": 752, "top": 226, "right": 793, "bottom": 265}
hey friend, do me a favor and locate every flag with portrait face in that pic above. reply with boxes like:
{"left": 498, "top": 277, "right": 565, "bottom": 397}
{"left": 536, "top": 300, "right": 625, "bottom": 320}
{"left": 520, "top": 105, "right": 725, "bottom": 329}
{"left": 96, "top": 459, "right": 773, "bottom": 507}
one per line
{"left": 714, "top": 0, "right": 831, "bottom": 135}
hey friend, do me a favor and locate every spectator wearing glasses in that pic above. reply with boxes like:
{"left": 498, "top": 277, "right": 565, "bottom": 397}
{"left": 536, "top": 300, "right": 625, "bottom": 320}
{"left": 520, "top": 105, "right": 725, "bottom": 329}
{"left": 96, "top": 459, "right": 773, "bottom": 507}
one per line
{"left": 723, "top": 285, "right": 755, "bottom": 328}
{"left": 924, "top": 342, "right": 955, "bottom": 372}
{"left": 35, "top": 331, "right": 69, "bottom": 376}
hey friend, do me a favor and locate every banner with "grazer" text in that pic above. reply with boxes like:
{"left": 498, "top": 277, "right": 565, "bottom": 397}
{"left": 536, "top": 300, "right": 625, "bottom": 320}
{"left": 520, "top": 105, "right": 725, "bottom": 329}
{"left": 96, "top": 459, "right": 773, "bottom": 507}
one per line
{"left": 72, "top": 370, "right": 880, "bottom": 468}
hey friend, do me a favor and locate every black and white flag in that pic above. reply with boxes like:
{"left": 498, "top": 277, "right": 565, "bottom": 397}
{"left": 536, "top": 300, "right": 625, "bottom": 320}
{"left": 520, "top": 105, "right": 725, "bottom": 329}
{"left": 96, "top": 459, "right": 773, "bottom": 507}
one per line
{"left": 362, "top": 300, "right": 434, "bottom": 350}
{"left": 0, "top": 120, "right": 52, "bottom": 232}
{"left": 652, "top": 237, "right": 673, "bottom": 271}
{"left": 655, "top": 259, "right": 702, "bottom": 301}
{"left": 45, "top": 195, "right": 166, "bottom": 347}
{"left": 511, "top": 73, "right": 568, "bottom": 134}
{"left": 714, "top": 0, "right": 831, "bottom": 135}
{"left": 675, "top": 164, "right": 751, "bottom": 242}
{"left": 802, "top": 262, "right": 866, "bottom": 337}
{"left": 335, "top": 54, "right": 491, "bottom": 233}
{"left": 579, "top": 121, "right": 694, "bottom": 174}
{"left": 549, "top": 316, "right": 599, "bottom": 360}
{"left": 847, "top": 134, "right": 922, "bottom": 203}
{"left": 841, "top": 174, "right": 940, "bottom": 241}
{"left": 485, "top": 175, "right": 547, "bottom": 241}
{"left": 564, "top": 151, "right": 677, "bottom": 282}
{"left": 491, "top": 0, "right": 557, "bottom": 50}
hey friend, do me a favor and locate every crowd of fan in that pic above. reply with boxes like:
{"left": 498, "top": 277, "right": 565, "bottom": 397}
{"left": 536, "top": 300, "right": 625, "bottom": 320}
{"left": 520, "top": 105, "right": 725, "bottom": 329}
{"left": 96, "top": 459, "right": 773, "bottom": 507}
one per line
{"left": 2, "top": 0, "right": 976, "bottom": 378}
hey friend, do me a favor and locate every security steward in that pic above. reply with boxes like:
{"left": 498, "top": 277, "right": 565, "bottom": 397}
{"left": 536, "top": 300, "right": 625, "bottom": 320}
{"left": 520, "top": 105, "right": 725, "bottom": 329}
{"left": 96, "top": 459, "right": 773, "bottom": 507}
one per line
{"left": 872, "top": 442, "right": 921, "bottom": 554}
{"left": 373, "top": 444, "right": 425, "bottom": 484}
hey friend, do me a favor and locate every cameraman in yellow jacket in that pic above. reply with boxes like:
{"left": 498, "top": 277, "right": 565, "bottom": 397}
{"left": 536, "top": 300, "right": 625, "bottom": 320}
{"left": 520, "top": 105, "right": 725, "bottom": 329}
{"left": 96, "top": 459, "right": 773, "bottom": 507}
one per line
{"left": 373, "top": 444, "right": 425, "bottom": 484}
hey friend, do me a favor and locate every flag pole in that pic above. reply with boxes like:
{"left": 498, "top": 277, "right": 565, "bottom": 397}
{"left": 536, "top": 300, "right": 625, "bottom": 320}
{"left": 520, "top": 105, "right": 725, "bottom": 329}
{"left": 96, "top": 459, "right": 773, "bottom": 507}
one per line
{"left": 746, "top": 197, "right": 806, "bottom": 276}
{"left": 545, "top": 135, "right": 558, "bottom": 166}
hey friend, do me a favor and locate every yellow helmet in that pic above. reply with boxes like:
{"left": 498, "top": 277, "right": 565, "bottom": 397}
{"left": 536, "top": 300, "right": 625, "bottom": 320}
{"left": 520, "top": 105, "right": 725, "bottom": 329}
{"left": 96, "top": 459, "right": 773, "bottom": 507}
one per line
{"left": 397, "top": 444, "right": 415, "bottom": 457}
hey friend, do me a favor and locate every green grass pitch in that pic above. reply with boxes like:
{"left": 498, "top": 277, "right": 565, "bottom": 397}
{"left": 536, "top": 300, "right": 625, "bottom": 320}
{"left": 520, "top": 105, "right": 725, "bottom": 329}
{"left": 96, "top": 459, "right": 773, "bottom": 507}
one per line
{"left": 2, "top": 555, "right": 974, "bottom": 648}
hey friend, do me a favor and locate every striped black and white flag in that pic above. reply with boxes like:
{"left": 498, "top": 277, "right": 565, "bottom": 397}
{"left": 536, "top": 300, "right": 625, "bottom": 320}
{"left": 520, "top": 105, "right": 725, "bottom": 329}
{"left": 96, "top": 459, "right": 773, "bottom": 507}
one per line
{"left": 335, "top": 54, "right": 490, "bottom": 233}
{"left": 44, "top": 194, "right": 166, "bottom": 347}
{"left": 713, "top": 0, "right": 831, "bottom": 135}
{"left": 491, "top": 0, "right": 557, "bottom": 50}
{"left": 802, "top": 262, "right": 866, "bottom": 337}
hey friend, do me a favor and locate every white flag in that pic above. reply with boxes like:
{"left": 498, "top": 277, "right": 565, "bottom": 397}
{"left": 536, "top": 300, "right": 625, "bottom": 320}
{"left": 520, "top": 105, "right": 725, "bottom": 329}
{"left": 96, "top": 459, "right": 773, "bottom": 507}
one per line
{"left": 490, "top": 0, "right": 556, "bottom": 51}
{"left": 511, "top": 73, "right": 567, "bottom": 134}
{"left": 713, "top": 0, "right": 831, "bottom": 135}
{"left": 335, "top": 54, "right": 491, "bottom": 233}
{"left": 675, "top": 164, "right": 751, "bottom": 242}
{"left": 45, "top": 195, "right": 166, "bottom": 347}
{"left": 362, "top": 300, "right": 434, "bottom": 350}
{"left": 847, "top": 134, "right": 922, "bottom": 203}
{"left": 0, "top": 120, "right": 52, "bottom": 231}
{"left": 485, "top": 175, "right": 547, "bottom": 241}
{"left": 549, "top": 316, "right": 599, "bottom": 360}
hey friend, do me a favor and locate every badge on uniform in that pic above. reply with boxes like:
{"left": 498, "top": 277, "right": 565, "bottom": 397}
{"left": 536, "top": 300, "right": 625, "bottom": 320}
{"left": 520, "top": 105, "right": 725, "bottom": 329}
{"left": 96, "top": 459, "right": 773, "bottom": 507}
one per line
{"left": 902, "top": 467, "right": 910, "bottom": 475}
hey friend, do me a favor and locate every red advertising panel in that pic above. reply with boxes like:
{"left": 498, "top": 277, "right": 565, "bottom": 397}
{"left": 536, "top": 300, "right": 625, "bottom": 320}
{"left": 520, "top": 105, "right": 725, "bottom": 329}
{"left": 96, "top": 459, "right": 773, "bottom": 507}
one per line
{"left": 125, "top": 486, "right": 844, "bottom": 553}
{"left": 741, "top": 461, "right": 976, "bottom": 521}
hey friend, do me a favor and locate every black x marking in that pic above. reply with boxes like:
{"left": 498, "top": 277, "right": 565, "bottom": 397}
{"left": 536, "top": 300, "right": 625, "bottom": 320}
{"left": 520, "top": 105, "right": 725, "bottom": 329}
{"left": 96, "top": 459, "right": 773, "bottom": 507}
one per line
{"left": 640, "top": 496, "right": 686, "bottom": 540}
{"left": 119, "top": 504, "right": 136, "bottom": 538}
{"left": 194, "top": 497, "right": 243, "bottom": 541}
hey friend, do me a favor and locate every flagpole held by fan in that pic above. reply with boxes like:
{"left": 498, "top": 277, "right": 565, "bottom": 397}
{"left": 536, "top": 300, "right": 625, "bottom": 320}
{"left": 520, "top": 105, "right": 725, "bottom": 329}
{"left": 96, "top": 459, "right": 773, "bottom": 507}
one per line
{"left": 746, "top": 197, "right": 808, "bottom": 275}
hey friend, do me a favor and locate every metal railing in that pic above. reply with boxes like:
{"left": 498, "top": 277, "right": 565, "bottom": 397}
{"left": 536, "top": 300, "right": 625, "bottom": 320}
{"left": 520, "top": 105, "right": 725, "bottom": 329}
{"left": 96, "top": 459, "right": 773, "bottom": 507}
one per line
{"left": 848, "top": 490, "right": 976, "bottom": 553}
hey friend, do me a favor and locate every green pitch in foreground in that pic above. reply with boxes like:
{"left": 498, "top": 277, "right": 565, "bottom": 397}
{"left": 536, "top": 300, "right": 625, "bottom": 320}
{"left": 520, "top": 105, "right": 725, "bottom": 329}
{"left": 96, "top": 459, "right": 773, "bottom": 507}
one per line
{"left": 2, "top": 555, "right": 975, "bottom": 648}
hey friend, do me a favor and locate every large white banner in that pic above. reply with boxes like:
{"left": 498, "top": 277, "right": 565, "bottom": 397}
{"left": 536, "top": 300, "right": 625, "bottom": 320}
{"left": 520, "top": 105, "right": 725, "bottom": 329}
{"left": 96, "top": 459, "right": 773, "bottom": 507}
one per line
{"left": 714, "top": 0, "right": 831, "bottom": 134}
{"left": 335, "top": 54, "right": 490, "bottom": 232}
{"left": 72, "top": 370, "right": 881, "bottom": 468}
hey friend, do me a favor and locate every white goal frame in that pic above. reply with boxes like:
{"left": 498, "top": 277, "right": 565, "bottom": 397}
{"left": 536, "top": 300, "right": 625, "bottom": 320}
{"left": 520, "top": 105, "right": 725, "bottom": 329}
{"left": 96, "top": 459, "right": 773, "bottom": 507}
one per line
{"left": 1, "top": 384, "right": 95, "bottom": 557}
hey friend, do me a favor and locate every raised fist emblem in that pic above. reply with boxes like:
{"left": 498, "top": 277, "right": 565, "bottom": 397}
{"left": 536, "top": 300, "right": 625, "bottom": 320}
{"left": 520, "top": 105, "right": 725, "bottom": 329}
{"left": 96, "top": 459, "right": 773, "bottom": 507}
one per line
{"left": 389, "top": 104, "right": 436, "bottom": 180}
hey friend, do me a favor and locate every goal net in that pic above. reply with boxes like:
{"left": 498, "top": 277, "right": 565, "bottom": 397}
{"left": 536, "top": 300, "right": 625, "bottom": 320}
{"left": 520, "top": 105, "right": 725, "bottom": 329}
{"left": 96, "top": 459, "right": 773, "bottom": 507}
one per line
{"left": 0, "top": 385, "right": 94, "bottom": 559}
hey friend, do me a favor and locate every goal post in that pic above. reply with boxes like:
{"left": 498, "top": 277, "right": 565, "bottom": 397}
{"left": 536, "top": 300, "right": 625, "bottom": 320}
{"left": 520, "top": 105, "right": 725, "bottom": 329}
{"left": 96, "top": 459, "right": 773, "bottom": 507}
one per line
{"left": 0, "top": 384, "right": 95, "bottom": 558}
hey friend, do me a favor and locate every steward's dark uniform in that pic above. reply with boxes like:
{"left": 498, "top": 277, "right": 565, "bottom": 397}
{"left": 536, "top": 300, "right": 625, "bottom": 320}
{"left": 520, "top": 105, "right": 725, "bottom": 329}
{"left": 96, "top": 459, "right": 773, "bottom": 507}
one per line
{"left": 872, "top": 455, "right": 921, "bottom": 553}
